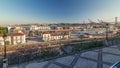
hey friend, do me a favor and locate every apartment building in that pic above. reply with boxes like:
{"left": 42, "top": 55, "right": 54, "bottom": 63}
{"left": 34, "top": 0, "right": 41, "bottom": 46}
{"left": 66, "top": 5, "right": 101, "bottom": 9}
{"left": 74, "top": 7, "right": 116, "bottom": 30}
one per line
{"left": 0, "top": 33, "right": 26, "bottom": 45}
{"left": 42, "top": 32, "right": 69, "bottom": 41}
{"left": 30, "top": 25, "right": 51, "bottom": 30}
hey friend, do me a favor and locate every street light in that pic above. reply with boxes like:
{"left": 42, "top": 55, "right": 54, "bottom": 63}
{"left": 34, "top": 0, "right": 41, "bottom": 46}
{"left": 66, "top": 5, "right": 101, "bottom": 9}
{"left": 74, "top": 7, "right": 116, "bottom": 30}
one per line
{"left": 105, "top": 23, "right": 109, "bottom": 46}
{"left": 2, "top": 34, "right": 8, "bottom": 68}
{"left": 106, "top": 23, "right": 109, "bottom": 41}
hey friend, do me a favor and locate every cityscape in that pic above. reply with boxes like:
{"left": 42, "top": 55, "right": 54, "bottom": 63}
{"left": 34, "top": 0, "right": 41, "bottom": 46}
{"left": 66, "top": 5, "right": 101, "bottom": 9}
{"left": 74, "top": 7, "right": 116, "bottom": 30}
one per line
{"left": 0, "top": 0, "right": 120, "bottom": 68}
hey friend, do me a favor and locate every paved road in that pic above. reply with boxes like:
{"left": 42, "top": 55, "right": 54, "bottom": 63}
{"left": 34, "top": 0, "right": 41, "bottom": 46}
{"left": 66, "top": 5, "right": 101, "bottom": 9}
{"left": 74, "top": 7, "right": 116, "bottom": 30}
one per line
{"left": 10, "top": 45, "right": 120, "bottom": 68}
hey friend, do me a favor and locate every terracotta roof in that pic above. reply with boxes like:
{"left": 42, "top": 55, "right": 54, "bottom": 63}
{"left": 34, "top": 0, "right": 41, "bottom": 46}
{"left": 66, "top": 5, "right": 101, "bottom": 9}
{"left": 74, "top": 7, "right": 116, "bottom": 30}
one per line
{"left": 43, "top": 32, "right": 50, "bottom": 34}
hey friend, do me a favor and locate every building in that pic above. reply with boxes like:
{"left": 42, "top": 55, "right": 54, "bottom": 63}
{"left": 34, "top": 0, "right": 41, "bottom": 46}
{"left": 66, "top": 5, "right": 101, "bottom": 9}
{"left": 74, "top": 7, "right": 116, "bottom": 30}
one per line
{"left": 55, "top": 26, "right": 82, "bottom": 31}
{"left": 0, "top": 33, "right": 26, "bottom": 45}
{"left": 30, "top": 25, "right": 51, "bottom": 30}
{"left": 42, "top": 32, "right": 69, "bottom": 41}
{"left": 7, "top": 26, "right": 25, "bottom": 34}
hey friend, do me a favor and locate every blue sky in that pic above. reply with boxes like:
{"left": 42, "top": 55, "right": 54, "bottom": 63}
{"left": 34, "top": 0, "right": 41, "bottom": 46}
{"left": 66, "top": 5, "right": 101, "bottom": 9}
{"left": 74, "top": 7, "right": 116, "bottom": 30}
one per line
{"left": 0, "top": 0, "right": 120, "bottom": 24}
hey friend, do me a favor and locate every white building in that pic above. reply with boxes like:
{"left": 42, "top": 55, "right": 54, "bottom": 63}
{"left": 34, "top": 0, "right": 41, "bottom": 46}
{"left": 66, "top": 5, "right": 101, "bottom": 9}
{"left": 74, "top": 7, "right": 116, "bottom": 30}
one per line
{"left": 30, "top": 25, "right": 51, "bottom": 30}
{"left": 0, "top": 33, "right": 26, "bottom": 45}
{"left": 42, "top": 32, "right": 69, "bottom": 41}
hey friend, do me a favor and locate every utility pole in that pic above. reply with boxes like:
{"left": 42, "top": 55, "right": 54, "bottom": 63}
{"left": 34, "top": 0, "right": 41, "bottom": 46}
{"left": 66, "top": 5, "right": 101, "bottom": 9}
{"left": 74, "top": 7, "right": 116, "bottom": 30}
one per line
{"left": 3, "top": 34, "right": 8, "bottom": 68}
{"left": 115, "top": 17, "right": 118, "bottom": 25}
{"left": 106, "top": 23, "right": 109, "bottom": 41}
{"left": 105, "top": 23, "right": 109, "bottom": 46}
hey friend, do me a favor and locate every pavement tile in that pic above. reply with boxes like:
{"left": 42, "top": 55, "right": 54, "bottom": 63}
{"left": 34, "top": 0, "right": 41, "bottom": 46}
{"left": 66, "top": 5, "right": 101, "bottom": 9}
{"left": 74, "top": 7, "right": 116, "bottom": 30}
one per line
{"left": 103, "top": 53, "right": 120, "bottom": 64}
{"left": 73, "top": 58, "right": 97, "bottom": 68}
{"left": 103, "top": 64, "right": 110, "bottom": 68}
{"left": 93, "top": 49, "right": 99, "bottom": 52}
{"left": 102, "top": 47, "right": 120, "bottom": 55}
{"left": 25, "top": 61, "right": 48, "bottom": 68}
{"left": 80, "top": 51, "right": 98, "bottom": 60}
{"left": 48, "top": 63, "right": 62, "bottom": 68}
{"left": 55, "top": 56, "right": 74, "bottom": 66}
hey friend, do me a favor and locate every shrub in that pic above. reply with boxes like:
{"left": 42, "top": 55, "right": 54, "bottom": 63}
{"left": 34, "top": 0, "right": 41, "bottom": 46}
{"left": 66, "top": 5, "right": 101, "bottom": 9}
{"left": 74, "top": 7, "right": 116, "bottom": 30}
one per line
{"left": 72, "top": 41, "right": 104, "bottom": 52}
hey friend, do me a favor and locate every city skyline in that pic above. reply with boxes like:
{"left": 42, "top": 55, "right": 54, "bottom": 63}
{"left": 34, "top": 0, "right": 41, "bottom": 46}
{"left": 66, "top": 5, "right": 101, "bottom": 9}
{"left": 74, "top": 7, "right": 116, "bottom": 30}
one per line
{"left": 0, "top": 0, "right": 120, "bottom": 24}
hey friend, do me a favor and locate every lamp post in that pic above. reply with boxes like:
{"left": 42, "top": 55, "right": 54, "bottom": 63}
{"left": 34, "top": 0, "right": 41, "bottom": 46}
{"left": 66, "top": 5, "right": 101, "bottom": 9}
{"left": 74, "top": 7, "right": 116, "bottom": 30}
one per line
{"left": 3, "top": 34, "right": 8, "bottom": 68}
{"left": 105, "top": 23, "right": 109, "bottom": 46}
{"left": 106, "top": 23, "right": 109, "bottom": 41}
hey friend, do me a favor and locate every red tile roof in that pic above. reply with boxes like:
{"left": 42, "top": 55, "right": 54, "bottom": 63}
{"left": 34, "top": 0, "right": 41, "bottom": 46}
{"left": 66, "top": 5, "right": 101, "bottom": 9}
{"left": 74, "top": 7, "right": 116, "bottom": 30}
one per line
{"left": 43, "top": 32, "right": 50, "bottom": 34}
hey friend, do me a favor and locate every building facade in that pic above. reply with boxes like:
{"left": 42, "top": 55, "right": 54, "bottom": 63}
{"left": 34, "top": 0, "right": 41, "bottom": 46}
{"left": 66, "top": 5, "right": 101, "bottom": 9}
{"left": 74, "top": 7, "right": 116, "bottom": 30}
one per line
{"left": 0, "top": 33, "right": 26, "bottom": 45}
{"left": 30, "top": 25, "right": 51, "bottom": 30}
{"left": 42, "top": 32, "right": 69, "bottom": 41}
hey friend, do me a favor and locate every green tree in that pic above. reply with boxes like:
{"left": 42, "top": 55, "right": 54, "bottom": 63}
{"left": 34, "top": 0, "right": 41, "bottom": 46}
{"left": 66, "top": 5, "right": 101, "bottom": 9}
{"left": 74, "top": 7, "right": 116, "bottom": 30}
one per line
{"left": 0, "top": 27, "right": 8, "bottom": 34}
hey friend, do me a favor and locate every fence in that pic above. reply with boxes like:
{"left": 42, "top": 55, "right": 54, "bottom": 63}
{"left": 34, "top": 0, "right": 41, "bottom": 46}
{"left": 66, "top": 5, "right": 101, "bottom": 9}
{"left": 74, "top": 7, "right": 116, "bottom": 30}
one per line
{"left": 0, "top": 37, "right": 120, "bottom": 68}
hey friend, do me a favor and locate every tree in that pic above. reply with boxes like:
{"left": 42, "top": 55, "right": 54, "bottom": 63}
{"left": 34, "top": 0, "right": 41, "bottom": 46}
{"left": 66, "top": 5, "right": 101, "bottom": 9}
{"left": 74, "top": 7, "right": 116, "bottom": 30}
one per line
{"left": 0, "top": 27, "right": 8, "bottom": 34}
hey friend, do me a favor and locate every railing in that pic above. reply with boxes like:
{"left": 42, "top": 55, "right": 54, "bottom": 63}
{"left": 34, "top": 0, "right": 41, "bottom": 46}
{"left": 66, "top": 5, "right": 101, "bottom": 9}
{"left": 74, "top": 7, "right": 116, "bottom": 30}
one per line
{"left": 7, "top": 45, "right": 60, "bottom": 66}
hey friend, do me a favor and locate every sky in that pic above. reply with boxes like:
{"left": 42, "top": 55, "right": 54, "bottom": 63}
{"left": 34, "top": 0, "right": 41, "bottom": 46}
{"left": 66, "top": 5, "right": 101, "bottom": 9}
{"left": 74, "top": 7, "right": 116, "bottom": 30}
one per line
{"left": 0, "top": 0, "right": 120, "bottom": 24}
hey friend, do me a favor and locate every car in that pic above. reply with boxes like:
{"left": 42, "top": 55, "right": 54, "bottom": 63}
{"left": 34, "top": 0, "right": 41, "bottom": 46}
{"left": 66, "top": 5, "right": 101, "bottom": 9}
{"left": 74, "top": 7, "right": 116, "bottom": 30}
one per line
{"left": 110, "top": 61, "right": 120, "bottom": 68}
